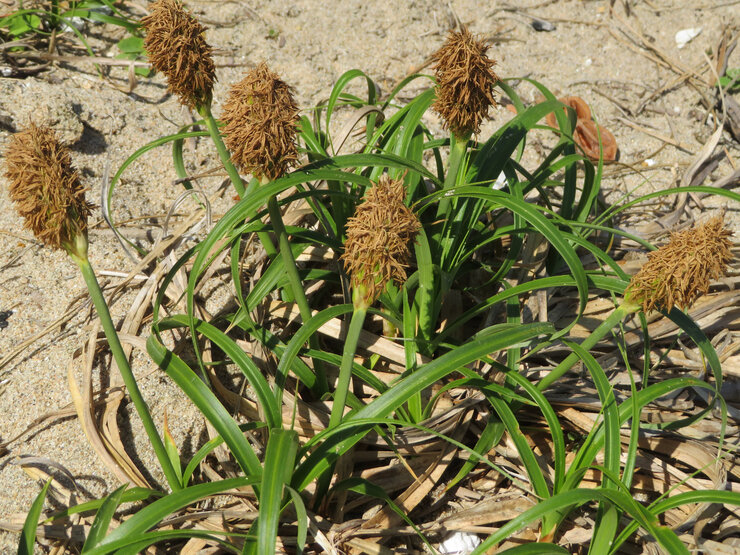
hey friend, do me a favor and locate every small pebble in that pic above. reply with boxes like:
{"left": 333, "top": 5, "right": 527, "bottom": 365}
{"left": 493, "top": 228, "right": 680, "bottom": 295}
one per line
{"left": 675, "top": 27, "right": 702, "bottom": 49}
{"left": 0, "top": 310, "right": 12, "bottom": 330}
{"left": 531, "top": 18, "right": 556, "bottom": 32}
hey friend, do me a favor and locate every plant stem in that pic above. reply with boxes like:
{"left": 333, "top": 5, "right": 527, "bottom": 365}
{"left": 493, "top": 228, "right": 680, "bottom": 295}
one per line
{"left": 329, "top": 305, "right": 368, "bottom": 428}
{"left": 435, "top": 133, "right": 469, "bottom": 220}
{"left": 267, "top": 196, "right": 328, "bottom": 393}
{"left": 199, "top": 107, "right": 277, "bottom": 256}
{"left": 72, "top": 251, "right": 182, "bottom": 490}
{"left": 197, "top": 104, "right": 245, "bottom": 198}
{"left": 254, "top": 177, "right": 278, "bottom": 258}
{"left": 536, "top": 300, "right": 640, "bottom": 393}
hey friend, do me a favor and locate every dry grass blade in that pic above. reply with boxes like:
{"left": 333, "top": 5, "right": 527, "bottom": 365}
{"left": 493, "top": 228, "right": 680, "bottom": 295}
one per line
{"left": 331, "top": 105, "right": 385, "bottom": 155}
{"left": 610, "top": 7, "right": 704, "bottom": 82}
{"left": 67, "top": 324, "right": 149, "bottom": 487}
{"left": 342, "top": 538, "right": 397, "bottom": 554}
{"left": 0, "top": 515, "right": 88, "bottom": 544}
{"left": 438, "top": 493, "right": 536, "bottom": 529}
{"left": 636, "top": 125, "right": 725, "bottom": 238}
{"left": 713, "top": 26, "right": 738, "bottom": 85}
{"left": 615, "top": 116, "right": 693, "bottom": 153}
{"left": 360, "top": 410, "right": 471, "bottom": 530}
{"left": 10, "top": 51, "right": 150, "bottom": 67}
{"left": 270, "top": 300, "right": 429, "bottom": 368}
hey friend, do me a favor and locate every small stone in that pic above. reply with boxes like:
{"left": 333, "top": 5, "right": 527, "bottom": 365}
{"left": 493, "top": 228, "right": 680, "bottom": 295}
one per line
{"left": 675, "top": 27, "right": 701, "bottom": 49}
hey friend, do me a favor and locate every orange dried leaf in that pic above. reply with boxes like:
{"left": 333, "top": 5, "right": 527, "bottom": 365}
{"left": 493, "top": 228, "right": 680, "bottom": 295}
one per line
{"left": 545, "top": 96, "right": 618, "bottom": 161}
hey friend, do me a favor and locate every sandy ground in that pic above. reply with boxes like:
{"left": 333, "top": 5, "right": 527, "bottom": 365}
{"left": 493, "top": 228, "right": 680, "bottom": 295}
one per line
{"left": 0, "top": 0, "right": 739, "bottom": 551}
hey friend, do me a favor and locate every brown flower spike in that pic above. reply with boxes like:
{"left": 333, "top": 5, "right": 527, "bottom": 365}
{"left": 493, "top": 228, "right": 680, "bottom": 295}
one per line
{"left": 141, "top": 0, "right": 216, "bottom": 111}
{"left": 3, "top": 122, "right": 93, "bottom": 253}
{"left": 625, "top": 216, "right": 733, "bottom": 313}
{"left": 341, "top": 175, "right": 421, "bottom": 306}
{"left": 221, "top": 63, "right": 300, "bottom": 181}
{"left": 431, "top": 27, "right": 499, "bottom": 138}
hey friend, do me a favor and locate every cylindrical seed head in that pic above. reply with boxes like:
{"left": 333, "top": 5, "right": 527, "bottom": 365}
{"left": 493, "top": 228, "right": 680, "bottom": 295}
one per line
{"left": 3, "top": 122, "right": 93, "bottom": 254}
{"left": 625, "top": 216, "right": 733, "bottom": 312}
{"left": 221, "top": 62, "right": 300, "bottom": 181}
{"left": 431, "top": 27, "right": 499, "bottom": 139}
{"left": 141, "top": 0, "right": 216, "bottom": 111}
{"left": 341, "top": 175, "right": 421, "bottom": 306}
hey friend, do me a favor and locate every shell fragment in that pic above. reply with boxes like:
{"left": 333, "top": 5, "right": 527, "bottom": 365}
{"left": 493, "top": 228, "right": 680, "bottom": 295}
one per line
{"left": 675, "top": 28, "right": 702, "bottom": 49}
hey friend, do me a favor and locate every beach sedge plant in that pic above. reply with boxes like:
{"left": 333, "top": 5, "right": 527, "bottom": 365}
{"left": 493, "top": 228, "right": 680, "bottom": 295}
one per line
{"left": 8, "top": 8, "right": 740, "bottom": 552}
{"left": 334, "top": 174, "right": 421, "bottom": 427}
{"left": 93, "top": 30, "right": 740, "bottom": 552}
{"left": 221, "top": 62, "right": 331, "bottom": 388}
{"left": 2, "top": 123, "right": 181, "bottom": 490}
{"left": 220, "top": 62, "right": 297, "bottom": 255}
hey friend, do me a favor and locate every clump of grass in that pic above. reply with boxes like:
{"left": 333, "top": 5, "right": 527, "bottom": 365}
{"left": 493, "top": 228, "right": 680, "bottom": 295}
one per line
{"left": 6, "top": 9, "right": 740, "bottom": 554}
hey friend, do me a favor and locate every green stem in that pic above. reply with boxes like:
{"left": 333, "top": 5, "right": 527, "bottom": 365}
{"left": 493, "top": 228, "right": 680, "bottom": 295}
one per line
{"left": 197, "top": 104, "right": 245, "bottom": 199}
{"left": 435, "top": 133, "right": 470, "bottom": 221}
{"left": 255, "top": 178, "right": 277, "bottom": 258}
{"left": 536, "top": 301, "right": 640, "bottom": 393}
{"left": 267, "top": 196, "right": 328, "bottom": 393}
{"left": 72, "top": 248, "right": 181, "bottom": 491}
{"left": 199, "top": 107, "right": 277, "bottom": 256}
{"left": 329, "top": 305, "right": 368, "bottom": 428}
